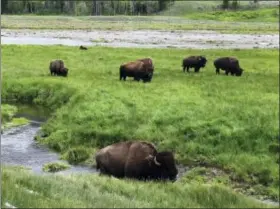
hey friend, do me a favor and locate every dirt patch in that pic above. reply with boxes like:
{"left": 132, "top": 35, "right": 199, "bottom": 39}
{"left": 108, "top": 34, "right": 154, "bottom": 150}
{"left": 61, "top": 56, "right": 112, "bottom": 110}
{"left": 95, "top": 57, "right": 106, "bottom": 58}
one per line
{"left": 1, "top": 29, "right": 279, "bottom": 49}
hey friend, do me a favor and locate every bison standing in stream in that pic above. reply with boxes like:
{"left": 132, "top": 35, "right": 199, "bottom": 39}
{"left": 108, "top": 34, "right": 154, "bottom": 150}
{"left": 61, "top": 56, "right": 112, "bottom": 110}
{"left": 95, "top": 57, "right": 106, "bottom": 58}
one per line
{"left": 182, "top": 56, "right": 207, "bottom": 73}
{"left": 49, "top": 60, "right": 69, "bottom": 77}
{"left": 95, "top": 141, "right": 178, "bottom": 181}
{"left": 119, "top": 60, "right": 153, "bottom": 82}
{"left": 214, "top": 57, "right": 244, "bottom": 76}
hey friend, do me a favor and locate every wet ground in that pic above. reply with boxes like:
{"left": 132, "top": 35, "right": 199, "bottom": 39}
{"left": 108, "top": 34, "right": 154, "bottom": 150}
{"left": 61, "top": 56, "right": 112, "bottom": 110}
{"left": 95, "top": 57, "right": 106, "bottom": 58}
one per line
{"left": 1, "top": 29, "right": 279, "bottom": 49}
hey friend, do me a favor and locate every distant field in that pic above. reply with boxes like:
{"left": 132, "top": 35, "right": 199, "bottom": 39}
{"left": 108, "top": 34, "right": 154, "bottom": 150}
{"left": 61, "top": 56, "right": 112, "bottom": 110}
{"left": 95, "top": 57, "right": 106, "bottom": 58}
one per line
{"left": 186, "top": 8, "right": 279, "bottom": 22}
{"left": 160, "top": 0, "right": 279, "bottom": 19}
{"left": 1, "top": 15, "right": 278, "bottom": 34}
{"left": 1, "top": 45, "right": 279, "bottom": 201}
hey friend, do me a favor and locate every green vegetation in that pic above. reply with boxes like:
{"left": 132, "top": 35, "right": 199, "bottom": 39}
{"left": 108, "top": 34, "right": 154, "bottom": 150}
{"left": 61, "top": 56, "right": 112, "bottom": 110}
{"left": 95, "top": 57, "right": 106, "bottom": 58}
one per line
{"left": 186, "top": 8, "right": 279, "bottom": 22}
{"left": 42, "top": 162, "right": 70, "bottom": 172}
{"left": 1, "top": 104, "right": 29, "bottom": 130}
{"left": 1, "top": 15, "right": 278, "bottom": 34}
{"left": 1, "top": 45, "right": 279, "bottom": 202}
{"left": 1, "top": 165, "right": 276, "bottom": 208}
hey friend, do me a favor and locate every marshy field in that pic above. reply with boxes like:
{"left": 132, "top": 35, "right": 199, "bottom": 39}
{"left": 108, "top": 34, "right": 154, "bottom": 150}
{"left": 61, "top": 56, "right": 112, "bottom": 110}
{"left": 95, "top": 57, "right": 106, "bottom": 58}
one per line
{"left": 1, "top": 1, "right": 279, "bottom": 208}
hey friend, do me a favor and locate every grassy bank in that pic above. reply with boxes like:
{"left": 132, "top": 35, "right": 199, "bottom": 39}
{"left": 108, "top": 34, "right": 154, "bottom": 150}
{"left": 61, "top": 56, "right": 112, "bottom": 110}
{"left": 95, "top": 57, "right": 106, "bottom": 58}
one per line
{"left": 1, "top": 165, "right": 275, "bottom": 208}
{"left": 1, "top": 104, "right": 29, "bottom": 130}
{"left": 1, "top": 45, "right": 279, "bottom": 201}
{"left": 1, "top": 15, "right": 278, "bottom": 34}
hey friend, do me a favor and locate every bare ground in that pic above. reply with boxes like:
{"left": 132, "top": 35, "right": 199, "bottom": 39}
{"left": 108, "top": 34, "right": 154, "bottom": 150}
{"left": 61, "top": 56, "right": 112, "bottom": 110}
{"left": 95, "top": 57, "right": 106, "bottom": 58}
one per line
{"left": 1, "top": 29, "right": 279, "bottom": 49}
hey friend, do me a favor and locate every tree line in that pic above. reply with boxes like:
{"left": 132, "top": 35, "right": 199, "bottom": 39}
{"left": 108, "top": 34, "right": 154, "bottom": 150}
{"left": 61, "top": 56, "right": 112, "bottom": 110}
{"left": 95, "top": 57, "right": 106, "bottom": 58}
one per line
{"left": 1, "top": 0, "right": 259, "bottom": 15}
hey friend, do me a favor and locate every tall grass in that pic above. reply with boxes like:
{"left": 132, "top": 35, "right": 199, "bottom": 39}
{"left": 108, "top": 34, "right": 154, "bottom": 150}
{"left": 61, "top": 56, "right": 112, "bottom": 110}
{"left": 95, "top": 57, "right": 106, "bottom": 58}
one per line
{"left": 1, "top": 45, "right": 279, "bottom": 200}
{"left": 1, "top": 165, "right": 275, "bottom": 208}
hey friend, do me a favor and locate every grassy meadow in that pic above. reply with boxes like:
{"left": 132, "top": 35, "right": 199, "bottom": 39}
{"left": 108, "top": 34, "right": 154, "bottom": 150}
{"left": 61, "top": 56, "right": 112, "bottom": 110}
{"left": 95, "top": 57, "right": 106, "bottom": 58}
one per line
{"left": 1, "top": 45, "right": 279, "bottom": 207}
{"left": 2, "top": 165, "right": 275, "bottom": 208}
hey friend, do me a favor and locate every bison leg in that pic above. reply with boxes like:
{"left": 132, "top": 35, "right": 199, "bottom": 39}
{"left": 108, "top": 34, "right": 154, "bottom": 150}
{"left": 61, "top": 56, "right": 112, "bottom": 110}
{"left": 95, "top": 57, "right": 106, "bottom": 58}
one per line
{"left": 183, "top": 66, "right": 186, "bottom": 72}
{"left": 225, "top": 71, "right": 229, "bottom": 76}
{"left": 186, "top": 66, "right": 190, "bottom": 73}
{"left": 216, "top": 68, "right": 220, "bottom": 74}
{"left": 194, "top": 67, "right": 200, "bottom": 73}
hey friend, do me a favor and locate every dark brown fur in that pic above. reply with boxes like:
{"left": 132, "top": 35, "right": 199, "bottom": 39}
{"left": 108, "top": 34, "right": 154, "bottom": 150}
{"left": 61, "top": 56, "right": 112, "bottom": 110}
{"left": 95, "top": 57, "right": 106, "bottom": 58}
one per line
{"left": 137, "top": 58, "right": 154, "bottom": 72}
{"left": 95, "top": 141, "right": 178, "bottom": 181}
{"left": 49, "top": 60, "right": 69, "bottom": 77}
{"left": 119, "top": 60, "right": 153, "bottom": 82}
{"left": 214, "top": 57, "right": 244, "bottom": 76}
{"left": 182, "top": 56, "right": 207, "bottom": 73}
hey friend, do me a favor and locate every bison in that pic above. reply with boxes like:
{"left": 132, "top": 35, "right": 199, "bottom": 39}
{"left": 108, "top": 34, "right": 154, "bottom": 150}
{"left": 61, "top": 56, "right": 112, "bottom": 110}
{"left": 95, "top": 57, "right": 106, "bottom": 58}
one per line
{"left": 136, "top": 57, "right": 154, "bottom": 81}
{"left": 182, "top": 56, "right": 207, "bottom": 73}
{"left": 214, "top": 57, "right": 244, "bottom": 76}
{"left": 49, "top": 60, "right": 69, "bottom": 77}
{"left": 119, "top": 60, "right": 153, "bottom": 82}
{"left": 95, "top": 141, "right": 178, "bottom": 181}
{"left": 79, "top": 45, "right": 88, "bottom": 50}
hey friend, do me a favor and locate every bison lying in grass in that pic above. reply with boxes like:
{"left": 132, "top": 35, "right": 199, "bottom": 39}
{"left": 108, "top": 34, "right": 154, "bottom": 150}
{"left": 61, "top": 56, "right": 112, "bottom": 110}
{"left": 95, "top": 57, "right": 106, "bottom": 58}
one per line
{"left": 49, "top": 60, "right": 69, "bottom": 77}
{"left": 214, "top": 57, "right": 244, "bottom": 76}
{"left": 95, "top": 141, "right": 178, "bottom": 181}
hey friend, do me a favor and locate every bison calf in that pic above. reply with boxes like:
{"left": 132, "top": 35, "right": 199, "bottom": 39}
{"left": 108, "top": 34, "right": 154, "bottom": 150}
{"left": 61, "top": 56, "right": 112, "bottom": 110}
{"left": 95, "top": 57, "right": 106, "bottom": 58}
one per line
{"left": 182, "top": 56, "right": 207, "bottom": 73}
{"left": 49, "top": 60, "right": 69, "bottom": 77}
{"left": 214, "top": 57, "right": 244, "bottom": 76}
{"left": 95, "top": 141, "right": 178, "bottom": 181}
{"left": 120, "top": 60, "right": 153, "bottom": 83}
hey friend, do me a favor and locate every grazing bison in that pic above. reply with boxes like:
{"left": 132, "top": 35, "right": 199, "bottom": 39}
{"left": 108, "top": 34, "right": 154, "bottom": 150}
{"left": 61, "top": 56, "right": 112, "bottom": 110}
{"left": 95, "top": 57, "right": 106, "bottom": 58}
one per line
{"left": 182, "top": 56, "right": 207, "bottom": 73}
{"left": 49, "top": 60, "right": 69, "bottom": 77}
{"left": 119, "top": 60, "right": 153, "bottom": 82}
{"left": 214, "top": 57, "right": 244, "bottom": 76}
{"left": 95, "top": 141, "right": 178, "bottom": 181}
{"left": 79, "top": 45, "right": 88, "bottom": 50}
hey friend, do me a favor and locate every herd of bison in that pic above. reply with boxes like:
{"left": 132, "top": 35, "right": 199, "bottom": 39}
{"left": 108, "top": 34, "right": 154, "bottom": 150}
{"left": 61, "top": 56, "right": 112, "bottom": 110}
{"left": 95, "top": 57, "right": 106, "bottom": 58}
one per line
{"left": 48, "top": 46, "right": 245, "bottom": 182}
{"left": 49, "top": 46, "right": 244, "bottom": 81}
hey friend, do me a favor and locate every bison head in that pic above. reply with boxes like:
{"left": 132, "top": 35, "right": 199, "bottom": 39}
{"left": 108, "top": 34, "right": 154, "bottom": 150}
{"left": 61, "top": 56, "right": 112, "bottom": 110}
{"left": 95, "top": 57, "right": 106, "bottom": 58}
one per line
{"left": 236, "top": 68, "right": 244, "bottom": 76}
{"left": 142, "top": 72, "right": 153, "bottom": 83}
{"left": 61, "top": 68, "right": 69, "bottom": 77}
{"left": 146, "top": 151, "right": 178, "bottom": 181}
{"left": 198, "top": 56, "right": 207, "bottom": 67}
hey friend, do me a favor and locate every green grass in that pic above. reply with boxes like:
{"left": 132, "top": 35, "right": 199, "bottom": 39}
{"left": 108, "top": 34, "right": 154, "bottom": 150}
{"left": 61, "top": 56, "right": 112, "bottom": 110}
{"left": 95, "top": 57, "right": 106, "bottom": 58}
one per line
{"left": 1, "top": 45, "right": 279, "bottom": 202}
{"left": 1, "top": 104, "right": 30, "bottom": 131}
{"left": 1, "top": 15, "right": 278, "bottom": 34}
{"left": 1, "top": 165, "right": 276, "bottom": 208}
{"left": 160, "top": 1, "right": 279, "bottom": 21}
{"left": 186, "top": 8, "right": 279, "bottom": 22}
{"left": 42, "top": 162, "right": 70, "bottom": 172}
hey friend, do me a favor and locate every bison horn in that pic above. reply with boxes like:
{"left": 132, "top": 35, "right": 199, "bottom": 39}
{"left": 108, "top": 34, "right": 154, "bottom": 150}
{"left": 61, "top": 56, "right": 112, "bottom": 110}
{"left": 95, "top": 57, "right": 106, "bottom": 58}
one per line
{"left": 154, "top": 156, "right": 161, "bottom": 166}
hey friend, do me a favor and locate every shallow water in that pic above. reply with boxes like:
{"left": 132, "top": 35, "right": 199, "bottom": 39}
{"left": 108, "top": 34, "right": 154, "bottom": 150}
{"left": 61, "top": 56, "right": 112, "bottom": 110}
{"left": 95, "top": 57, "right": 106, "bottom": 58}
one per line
{"left": 1, "top": 103, "right": 97, "bottom": 175}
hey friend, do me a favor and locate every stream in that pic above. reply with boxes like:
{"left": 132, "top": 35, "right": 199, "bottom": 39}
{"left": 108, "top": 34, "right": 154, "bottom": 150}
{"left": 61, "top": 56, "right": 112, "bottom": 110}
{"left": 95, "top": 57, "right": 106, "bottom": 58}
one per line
{"left": 1, "top": 103, "right": 279, "bottom": 207}
{"left": 1, "top": 103, "right": 97, "bottom": 175}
